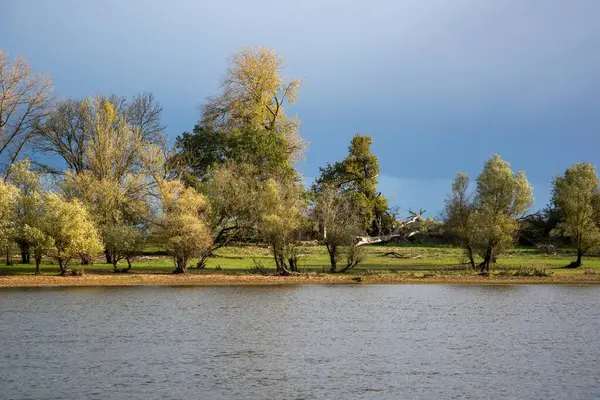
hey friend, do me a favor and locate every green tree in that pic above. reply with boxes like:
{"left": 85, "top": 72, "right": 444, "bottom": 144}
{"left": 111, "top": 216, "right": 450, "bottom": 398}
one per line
{"left": 443, "top": 173, "right": 476, "bottom": 268}
{"left": 551, "top": 163, "right": 600, "bottom": 268}
{"left": 43, "top": 194, "right": 104, "bottom": 275}
{"left": 7, "top": 159, "right": 46, "bottom": 264}
{"left": 0, "top": 179, "right": 19, "bottom": 265}
{"left": 104, "top": 224, "right": 145, "bottom": 272}
{"left": 473, "top": 154, "right": 533, "bottom": 272}
{"left": 315, "top": 133, "right": 389, "bottom": 235}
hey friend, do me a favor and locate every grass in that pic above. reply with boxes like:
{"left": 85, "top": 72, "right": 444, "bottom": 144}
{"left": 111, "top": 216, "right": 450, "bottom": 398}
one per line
{"left": 1, "top": 244, "right": 599, "bottom": 285}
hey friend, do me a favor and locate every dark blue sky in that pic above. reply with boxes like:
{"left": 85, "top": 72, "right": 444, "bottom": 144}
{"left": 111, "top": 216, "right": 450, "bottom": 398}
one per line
{"left": 3, "top": 0, "right": 599, "bottom": 216}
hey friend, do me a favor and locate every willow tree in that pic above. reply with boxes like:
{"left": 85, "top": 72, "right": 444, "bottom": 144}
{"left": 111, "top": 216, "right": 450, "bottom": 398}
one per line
{"left": 258, "top": 179, "right": 307, "bottom": 275}
{"left": 43, "top": 194, "right": 103, "bottom": 275}
{"left": 0, "top": 50, "right": 53, "bottom": 175}
{"left": 157, "top": 180, "right": 212, "bottom": 274}
{"left": 551, "top": 163, "right": 600, "bottom": 268}
{"left": 60, "top": 98, "right": 152, "bottom": 264}
{"left": 473, "top": 154, "right": 533, "bottom": 272}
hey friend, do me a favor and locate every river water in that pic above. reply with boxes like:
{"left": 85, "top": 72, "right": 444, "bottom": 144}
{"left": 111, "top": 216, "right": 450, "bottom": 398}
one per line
{"left": 0, "top": 285, "right": 599, "bottom": 399}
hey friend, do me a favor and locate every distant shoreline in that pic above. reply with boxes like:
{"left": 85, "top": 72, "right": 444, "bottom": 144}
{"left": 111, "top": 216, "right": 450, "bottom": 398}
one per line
{"left": 1, "top": 273, "right": 599, "bottom": 288}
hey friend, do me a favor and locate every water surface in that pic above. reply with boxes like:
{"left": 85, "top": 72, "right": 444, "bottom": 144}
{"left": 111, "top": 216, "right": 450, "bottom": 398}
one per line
{"left": 0, "top": 285, "right": 599, "bottom": 399}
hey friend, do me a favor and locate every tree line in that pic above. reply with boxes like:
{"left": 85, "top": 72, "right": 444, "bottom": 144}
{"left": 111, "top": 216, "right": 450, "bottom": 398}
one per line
{"left": 0, "top": 47, "right": 598, "bottom": 276}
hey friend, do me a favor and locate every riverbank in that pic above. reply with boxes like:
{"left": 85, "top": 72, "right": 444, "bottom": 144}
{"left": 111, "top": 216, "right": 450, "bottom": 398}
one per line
{"left": 1, "top": 272, "right": 600, "bottom": 287}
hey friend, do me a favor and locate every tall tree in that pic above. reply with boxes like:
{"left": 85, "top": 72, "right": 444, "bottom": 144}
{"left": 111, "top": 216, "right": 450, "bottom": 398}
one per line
{"left": 473, "top": 154, "right": 533, "bottom": 272}
{"left": 551, "top": 163, "right": 600, "bottom": 268}
{"left": 58, "top": 98, "right": 152, "bottom": 264}
{"left": 170, "top": 48, "right": 308, "bottom": 267}
{"left": 315, "top": 133, "right": 389, "bottom": 235}
{"left": 0, "top": 50, "right": 53, "bottom": 174}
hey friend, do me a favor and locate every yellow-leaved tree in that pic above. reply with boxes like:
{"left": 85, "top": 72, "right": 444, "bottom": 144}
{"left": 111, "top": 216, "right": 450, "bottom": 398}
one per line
{"left": 157, "top": 180, "right": 212, "bottom": 274}
{"left": 42, "top": 194, "right": 103, "bottom": 275}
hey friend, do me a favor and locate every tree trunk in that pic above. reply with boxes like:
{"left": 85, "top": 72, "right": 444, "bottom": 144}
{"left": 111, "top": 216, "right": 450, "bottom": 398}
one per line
{"left": 327, "top": 244, "right": 337, "bottom": 273}
{"left": 19, "top": 242, "right": 30, "bottom": 264}
{"left": 172, "top": 256, "right": 187, "bottom": 274}
{"left": 479, "top": 246, "right": 493, "bottom": 273}
{"left": 465, "top": 244, "right": 476, "bottom": 269}
{"left": 112, "top": 260, "right": 118, "bottom": 273}
{"left": 81, "top": 254, "right": 91, "bottom": 265}
{"left": 58, "top": 257, "right": 68, "bottom": 276}
{"left": 35, "top": 256, "right": 42, "bottom": 275}
{"left": 565, "top": 250, "right": 583, "bottom": 268}
{"left": 104, "top": 249, "right": 112, "bottom": 264}
{"left": 6, "top": 248, "right": 12, "bottom": 266}
{"left": 124, "top": 258, "right": 132, "bottom": 272}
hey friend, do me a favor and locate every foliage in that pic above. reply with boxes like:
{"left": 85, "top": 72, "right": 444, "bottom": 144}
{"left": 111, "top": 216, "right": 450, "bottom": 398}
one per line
{"left": 473, "top": 154, "right": 533, "bottom": 272}
{"left": 43, "top": 194, "right": 104, "bottom": 274}
{"left": 157, "top": 180, "right": 212, "bottom": 274}
{"left": 257, "top": 179, "right": 307, "bottom": 275}
{"left": 315, "top": 133, "right": 389, "bottom": 235}
{"left": 104, "top": 225, "right": 145, "bottom": 272}
{"left": 444, "top": 155, "right": 533, "bottom": 272}
{"left": 0, "top": 179, "right": 19, "bottom": 260}
{"left": 551, "top": 163, "right": 600, "bottom": 267}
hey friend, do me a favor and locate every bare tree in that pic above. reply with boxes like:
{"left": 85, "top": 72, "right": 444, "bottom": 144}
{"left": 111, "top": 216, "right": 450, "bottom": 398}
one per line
{"left": 0, "top": 50, "right": 53, "bottom": 176}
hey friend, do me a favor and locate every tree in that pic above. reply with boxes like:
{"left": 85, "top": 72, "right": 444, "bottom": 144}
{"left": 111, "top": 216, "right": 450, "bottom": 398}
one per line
{"left": 202, "top": 47, "right": 302, "bottom": 140}
{"left": 0, "top": 179, "right": 19, "bottom": 265}
{"left": 157, "top": 180, "right": 212, "bottom": 274}
{"left": 194, "top": 162, "right": 263, "bottom": 268}
{"left": 169, "top": 47, "right": 307, "bottom": 268}
{"left": 33, "top": 93, "right": 163, "bottom": 174}
{"left": 258, "top": 179, "right": 307, "bottom": 275}
{"left": 43, "top": 194, "right": 103, "bottom": 275}
{"left": 551, "top": 163, "right": 600, "bottom": 268}
{"left": 57, "top": 98, "right": 152, "bottom": 264}
{"left": 0, "top": 50, "right": 53, "bottom": 175}
{"left": 22, "top": 224, "right": 53, "bottom": 275}
{"left": 315, "top": 133, "right": 389, "bottom": 235}
{"left": 314, "top": 185, "right": 363, "bottom": 272}
{"left": 104, "top": 224, "right": 145, "bottom": 272}
{"left": 7, "top": 159, "right": 46, "bottom": 264}
{"left": 443, "top": 173, "right": 476, "bottom": 268}
{"left": 473, "top": 154, "right": 533, "bottom": 272}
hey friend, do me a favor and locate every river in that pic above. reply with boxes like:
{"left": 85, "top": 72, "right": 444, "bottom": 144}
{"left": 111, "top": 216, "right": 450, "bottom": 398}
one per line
{"left": 0, "top": 285, "right": 598, "bottom": 399}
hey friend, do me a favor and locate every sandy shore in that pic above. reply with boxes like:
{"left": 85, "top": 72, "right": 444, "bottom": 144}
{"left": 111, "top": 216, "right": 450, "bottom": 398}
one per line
{"left": 1, "top": 273, "right": 599, "bottom": 287}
